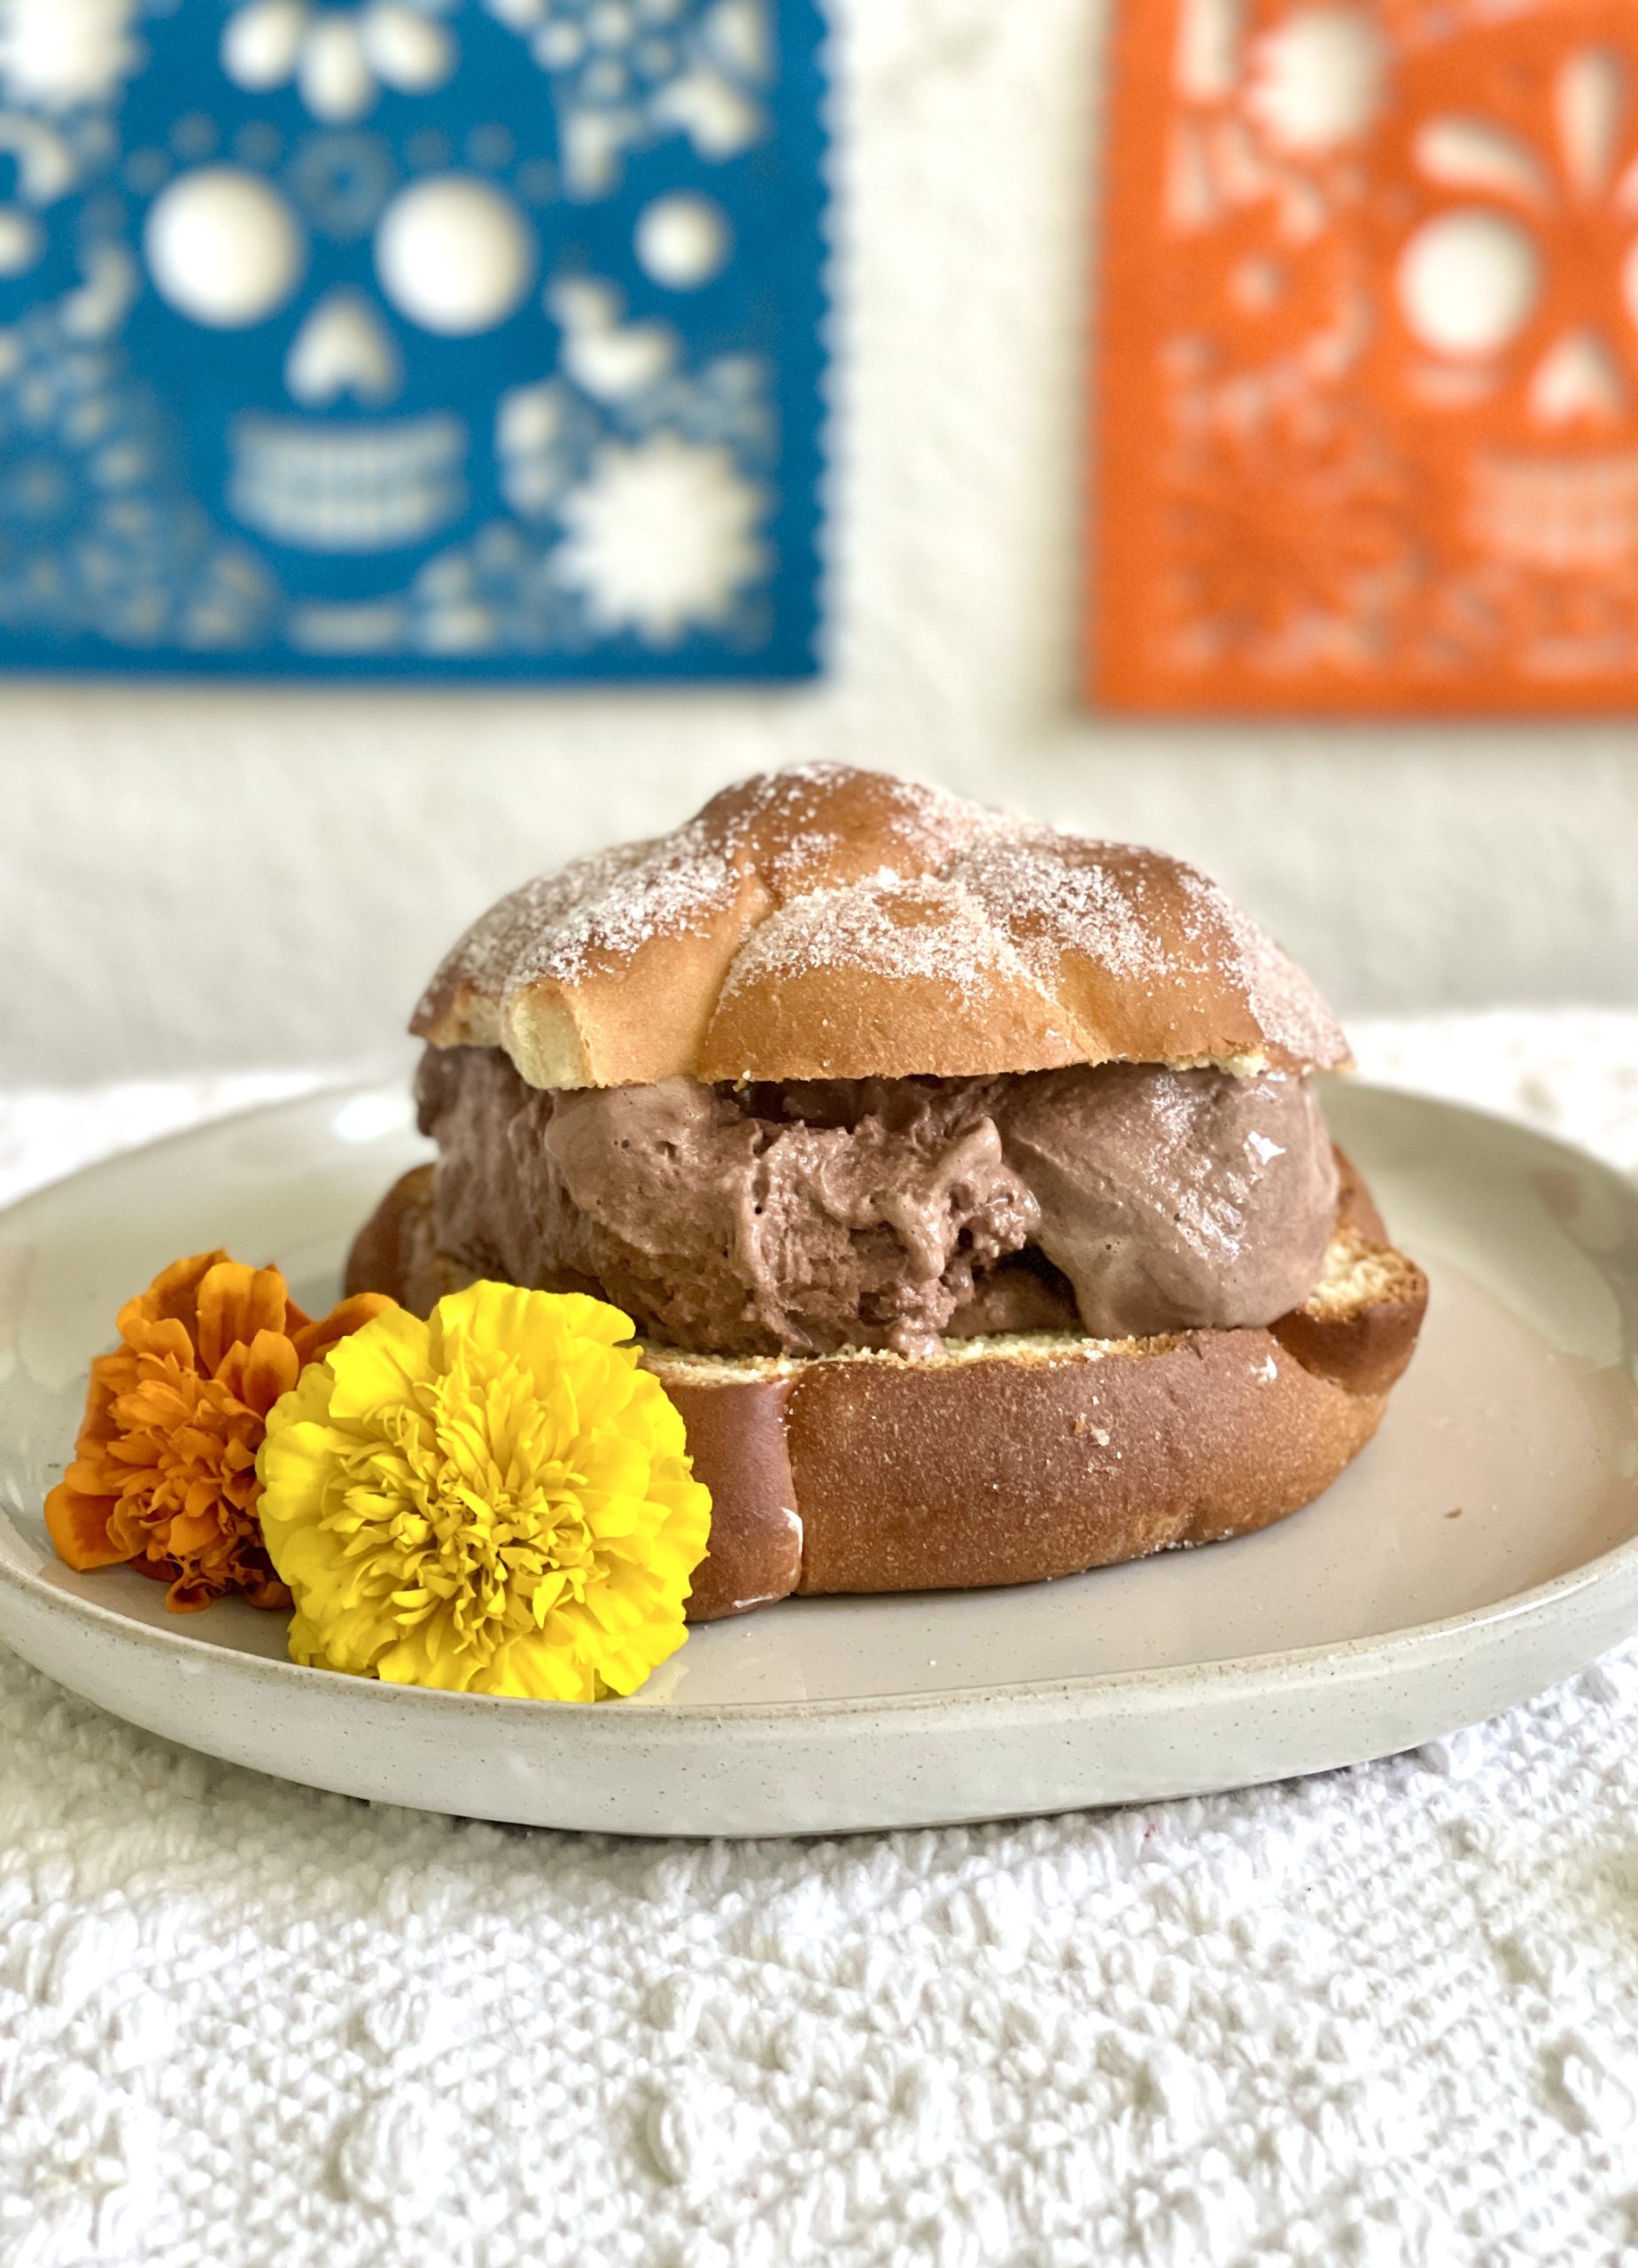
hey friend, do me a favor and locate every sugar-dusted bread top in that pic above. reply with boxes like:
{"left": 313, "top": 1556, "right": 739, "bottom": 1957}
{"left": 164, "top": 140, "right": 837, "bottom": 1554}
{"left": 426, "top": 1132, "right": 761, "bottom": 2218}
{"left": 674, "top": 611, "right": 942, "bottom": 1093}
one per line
{"left": 411, "top": 764, "right": 1350, "bottom": 1088}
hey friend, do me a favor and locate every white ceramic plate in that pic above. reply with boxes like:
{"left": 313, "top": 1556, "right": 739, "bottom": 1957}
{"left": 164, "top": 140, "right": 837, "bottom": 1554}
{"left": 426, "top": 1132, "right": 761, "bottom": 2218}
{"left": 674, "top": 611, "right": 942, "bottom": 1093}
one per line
{"left": 2, "top": 1080, "right": 1636, "bottom": 1837}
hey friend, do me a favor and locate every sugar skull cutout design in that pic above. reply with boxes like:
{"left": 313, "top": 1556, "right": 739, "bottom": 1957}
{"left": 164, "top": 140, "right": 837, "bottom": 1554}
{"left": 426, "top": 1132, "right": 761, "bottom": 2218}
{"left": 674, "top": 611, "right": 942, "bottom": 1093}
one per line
{"left": 1095, "top": 0, "right": 1638, "bottom": 711}
{"left": 0, "top": 0, "right": 825, "bottom": 675}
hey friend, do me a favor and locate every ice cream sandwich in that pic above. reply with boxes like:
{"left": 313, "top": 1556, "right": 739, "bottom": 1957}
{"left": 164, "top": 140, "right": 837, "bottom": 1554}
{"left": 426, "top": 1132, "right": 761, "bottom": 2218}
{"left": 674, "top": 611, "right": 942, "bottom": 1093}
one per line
{"left": 347, "top": 765, "right": 1426, "bottom": 1619}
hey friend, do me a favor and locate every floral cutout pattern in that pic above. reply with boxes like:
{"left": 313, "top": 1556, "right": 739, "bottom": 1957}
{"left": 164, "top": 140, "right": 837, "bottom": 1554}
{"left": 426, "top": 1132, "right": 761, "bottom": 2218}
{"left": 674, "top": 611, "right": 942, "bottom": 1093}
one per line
{"left": 1095, "top": 0, "right": 1638, "bottom": 711}
{"left": 221, "top": 3, "right": 460, "bottom": 127}
{"left": 0, "top": 0, "right": 825, "bottom": 679}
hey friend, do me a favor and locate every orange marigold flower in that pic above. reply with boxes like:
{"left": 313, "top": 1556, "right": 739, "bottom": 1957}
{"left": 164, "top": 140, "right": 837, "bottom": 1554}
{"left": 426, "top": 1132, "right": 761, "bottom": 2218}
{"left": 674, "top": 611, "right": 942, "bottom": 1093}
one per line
{"left": 44, "top": 1251, "right": 391, "bottom": 1612}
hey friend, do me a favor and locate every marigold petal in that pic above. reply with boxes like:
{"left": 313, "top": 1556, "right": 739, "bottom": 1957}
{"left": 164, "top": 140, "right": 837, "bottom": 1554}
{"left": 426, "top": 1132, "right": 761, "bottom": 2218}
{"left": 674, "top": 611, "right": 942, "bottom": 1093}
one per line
{"left": 257, "top": 1433, "right": 346, "bottom": 1551}
{"left": 596, "top": 1622, "right": 688, "bottom": 1697}
{"left": 290, "top": 1293, "right": 395, "bottom": 1367}
{"left": 117, "top": 1251, "right": 227, "bottom": 1350}
{"left": 43, "top": 1481, "right": 128, "bottom": 1571}
{"left": 196, "top": 1261, "right": 291, "bottom": 1375}
{"left": 119, "top": 1314, "right": 197, "bottom": 1369}
{"left": 165, "top": 1576, "right": 221, "bottom": 1612}
{"left": 61, "top": 1445, "right": 119, "bottom": 1494}
{"left": 78, "top": 1349, "right": 137, "bottom": 1437}
{"left": 243, "top": 1574, "right": 293, "bottom": 1612}
{"left": 533, "top": 1290, "right": 636, "bottom": 1349}
{"left": 504, "top": 1642, "right": 602, "bottom": 1704}
{"left": 320, "top": 1304, "right": 434, "bottom": 1424}
{"left": 235, "top": 1329, "right": 302, "bottom": 1418}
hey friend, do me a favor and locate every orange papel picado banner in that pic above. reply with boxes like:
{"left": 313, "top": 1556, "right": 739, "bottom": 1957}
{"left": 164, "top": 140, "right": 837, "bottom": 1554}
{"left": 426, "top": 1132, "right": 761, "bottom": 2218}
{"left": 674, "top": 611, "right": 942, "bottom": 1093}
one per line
{"left": 1092, "top": 0, "right": 1638, "bottom": 713}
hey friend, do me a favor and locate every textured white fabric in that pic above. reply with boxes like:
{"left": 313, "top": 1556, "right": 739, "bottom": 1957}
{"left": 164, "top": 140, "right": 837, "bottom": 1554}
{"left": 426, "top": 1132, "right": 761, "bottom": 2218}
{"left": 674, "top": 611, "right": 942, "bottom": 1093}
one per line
{"left": 4, "top": 1015, "right": 1638, "bottom": 2268}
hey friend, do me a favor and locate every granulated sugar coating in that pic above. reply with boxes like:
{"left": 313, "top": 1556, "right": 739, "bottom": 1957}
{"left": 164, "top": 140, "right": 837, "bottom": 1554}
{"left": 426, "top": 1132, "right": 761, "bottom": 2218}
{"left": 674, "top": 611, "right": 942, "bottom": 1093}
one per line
{"left": 717, "top": 872, "right": 1050, "bottom": 1007}
{"left": 1176, "top": 869, "right": 1353, "bottom": 1075}
{"left": 411, "top": 828, "right": 743, "bottom": 1015}
{"left": 413, "top": 764, "right": 1349, "bottom": 1083}
{"left": 952, "top": 832, "right": 1170, "bottom": 988}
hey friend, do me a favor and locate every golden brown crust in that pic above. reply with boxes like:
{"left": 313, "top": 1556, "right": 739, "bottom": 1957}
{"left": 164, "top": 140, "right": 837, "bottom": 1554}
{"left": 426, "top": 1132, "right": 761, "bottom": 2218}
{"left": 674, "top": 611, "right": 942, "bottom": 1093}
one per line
{"left": 411, "top": 765, "right": 1351, "bottom": 1087}
{"left": 342, "top": 1162, "right": 471, "bottom": 1309}
{"left": 731, "top": 1334, "right": 1382, "bottom": 1599}
{"left": 1262, "top": 1151, "right": 1425, "bottom": 1398}
{"left": 1269, "top": 1279, "right": 1425, "bottom": 1402}
{"left": 345, "top": 1150, "right": 1427, "bottom": 1623}
{"left": 1331, "top": 1146, "right": 1386, "bottom": 1244}
{"left": 666, "top": 1377, "right": 803, "bottom": 1622}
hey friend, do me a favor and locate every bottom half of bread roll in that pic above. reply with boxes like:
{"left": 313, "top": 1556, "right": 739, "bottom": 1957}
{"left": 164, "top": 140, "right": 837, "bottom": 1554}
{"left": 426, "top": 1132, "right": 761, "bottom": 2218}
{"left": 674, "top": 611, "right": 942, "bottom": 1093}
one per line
{"left": 345, "top": 1153, "right": 1427, "bottom": 1622}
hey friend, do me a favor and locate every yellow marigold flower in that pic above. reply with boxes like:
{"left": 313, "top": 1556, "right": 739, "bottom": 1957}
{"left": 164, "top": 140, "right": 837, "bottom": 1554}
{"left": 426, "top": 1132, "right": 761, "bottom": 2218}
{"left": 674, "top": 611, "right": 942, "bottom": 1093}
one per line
{"left": 256, "top": 1282, "right": 712, "bottom": 1701}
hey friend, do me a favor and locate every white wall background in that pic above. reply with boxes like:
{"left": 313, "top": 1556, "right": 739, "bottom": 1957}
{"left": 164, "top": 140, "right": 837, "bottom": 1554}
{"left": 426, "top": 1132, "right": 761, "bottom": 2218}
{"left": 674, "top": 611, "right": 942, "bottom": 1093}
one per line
{"left": 2, "top": 0, "right": 1634, "bottom": 1087}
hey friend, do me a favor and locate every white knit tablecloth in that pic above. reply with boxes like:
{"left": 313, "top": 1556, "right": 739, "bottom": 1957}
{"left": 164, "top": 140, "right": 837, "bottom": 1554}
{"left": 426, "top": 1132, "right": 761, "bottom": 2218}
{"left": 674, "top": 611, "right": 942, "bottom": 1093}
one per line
{"left": 5, "top": 1014, "right": 1638, "bottom": 2268}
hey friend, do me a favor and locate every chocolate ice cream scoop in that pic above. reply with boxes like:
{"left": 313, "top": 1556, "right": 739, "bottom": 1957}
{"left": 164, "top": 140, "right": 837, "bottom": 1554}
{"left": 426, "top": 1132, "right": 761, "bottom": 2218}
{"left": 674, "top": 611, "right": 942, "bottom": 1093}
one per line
{"left": 416, "top": 1049, "right": 1339, "bottom": 1356}
{"left": 418, "top": 1051, "right": 1038, "bottom": 1358}
{"left": 999, "top": 1062, "right": 1338, "bottom": 1336}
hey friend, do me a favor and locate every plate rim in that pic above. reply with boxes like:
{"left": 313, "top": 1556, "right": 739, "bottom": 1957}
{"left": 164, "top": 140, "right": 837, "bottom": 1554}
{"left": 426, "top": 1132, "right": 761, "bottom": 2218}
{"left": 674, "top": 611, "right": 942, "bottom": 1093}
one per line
{"left": 2, "top": 1075, "right": 1636, "bottom": 1729}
